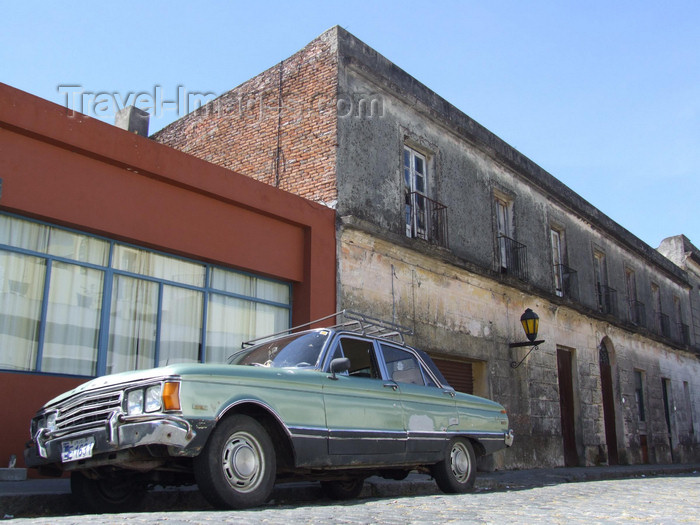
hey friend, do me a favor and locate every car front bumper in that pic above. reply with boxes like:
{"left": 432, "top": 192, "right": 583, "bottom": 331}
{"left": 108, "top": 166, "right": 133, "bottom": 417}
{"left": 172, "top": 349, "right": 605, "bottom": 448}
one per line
{"left": 25, "top": 412, "right": 200, "bottom": 470}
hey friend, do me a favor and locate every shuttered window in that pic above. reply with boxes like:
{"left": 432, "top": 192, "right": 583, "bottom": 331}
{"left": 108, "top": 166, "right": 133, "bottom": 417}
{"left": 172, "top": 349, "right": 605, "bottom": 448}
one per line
{"left": 432, "top": 357, "right": 474, "bottom": 394}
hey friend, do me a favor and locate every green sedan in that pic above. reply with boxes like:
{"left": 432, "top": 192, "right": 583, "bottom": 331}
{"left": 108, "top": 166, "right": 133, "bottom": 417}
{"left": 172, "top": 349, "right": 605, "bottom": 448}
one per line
{"left": 25, "top": 315, "right": 513, "bottom": 511}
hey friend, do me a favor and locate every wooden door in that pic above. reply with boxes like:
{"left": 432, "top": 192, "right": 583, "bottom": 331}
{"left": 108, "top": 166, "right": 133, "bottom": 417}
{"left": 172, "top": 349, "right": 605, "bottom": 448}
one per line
{"left": 557, "top": 348, "right": 579, "bottom": 467}
{"left": 599, "top": 344, "right": 619, "bottom": 464}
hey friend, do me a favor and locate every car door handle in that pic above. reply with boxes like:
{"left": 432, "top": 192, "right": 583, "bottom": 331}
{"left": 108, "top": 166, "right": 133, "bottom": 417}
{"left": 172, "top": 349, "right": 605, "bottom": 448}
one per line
{"left": 383, "top": 383, "right": 398, "bottom": 391}
{"left": 443, "top": 390, "right": 456, "bottom": 398}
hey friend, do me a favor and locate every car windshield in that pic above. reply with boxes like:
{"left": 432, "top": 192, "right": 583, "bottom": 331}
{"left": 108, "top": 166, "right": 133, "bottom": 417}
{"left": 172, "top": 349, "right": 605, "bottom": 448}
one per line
{"left": 228, "top": 331, "right": 330, "bottom": 368}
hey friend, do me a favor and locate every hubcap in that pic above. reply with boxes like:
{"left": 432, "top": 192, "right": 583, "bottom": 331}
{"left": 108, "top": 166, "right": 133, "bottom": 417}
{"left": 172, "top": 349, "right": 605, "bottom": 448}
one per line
{"left": 450, "top": 442, "right": 472, "bottom": 482}
{"left": 222, "top": 432, "right": 264, "bottom": 493}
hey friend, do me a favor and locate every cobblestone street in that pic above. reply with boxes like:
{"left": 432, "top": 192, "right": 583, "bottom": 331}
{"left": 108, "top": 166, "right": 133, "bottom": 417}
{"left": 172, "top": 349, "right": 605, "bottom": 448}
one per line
{"left": 7, "top": 473, "right": 699, "bottom": 525}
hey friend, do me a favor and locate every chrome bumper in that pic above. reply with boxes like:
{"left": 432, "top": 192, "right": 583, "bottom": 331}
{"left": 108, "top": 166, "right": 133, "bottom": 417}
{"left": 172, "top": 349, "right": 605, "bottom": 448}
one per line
{"left": 26, "top": 412, "right": 196, "bottom": 467}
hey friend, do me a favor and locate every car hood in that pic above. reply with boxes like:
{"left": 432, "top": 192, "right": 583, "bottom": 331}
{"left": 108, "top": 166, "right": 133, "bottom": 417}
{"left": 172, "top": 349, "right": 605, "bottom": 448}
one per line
{"left": 40, "top": 363, "right": 281, "bottom": 409}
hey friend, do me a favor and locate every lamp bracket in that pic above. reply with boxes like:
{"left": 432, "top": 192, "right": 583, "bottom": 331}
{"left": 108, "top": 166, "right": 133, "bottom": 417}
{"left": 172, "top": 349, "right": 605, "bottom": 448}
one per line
{"left": 510, "top": 340, "right": 545, "bottom": 369}
{"left": 509, "top": 339, "right": 545, "bottom": 348}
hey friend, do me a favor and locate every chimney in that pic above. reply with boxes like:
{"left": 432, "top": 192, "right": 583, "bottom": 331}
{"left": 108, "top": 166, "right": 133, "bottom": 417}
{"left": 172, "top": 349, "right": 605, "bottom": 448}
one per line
{"left": 115, "top": 106, "right": 150, "bottom": 137}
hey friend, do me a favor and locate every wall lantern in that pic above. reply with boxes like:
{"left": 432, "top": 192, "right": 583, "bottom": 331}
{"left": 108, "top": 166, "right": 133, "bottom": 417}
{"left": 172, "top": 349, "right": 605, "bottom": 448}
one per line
{"left": 509, "top": 308, "right": 545, "bottom": 368}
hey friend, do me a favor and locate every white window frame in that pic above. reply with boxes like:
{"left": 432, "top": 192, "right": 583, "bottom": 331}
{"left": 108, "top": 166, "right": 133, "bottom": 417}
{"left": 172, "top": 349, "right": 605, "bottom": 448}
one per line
{"left": 495, "top": 195, "right": 513, "bottom": 271}
{"left": 551, "top": 228, "right": 564, "bottom": 296}
{"left": 404, "top": 146, "right": 428, "bottom": 239}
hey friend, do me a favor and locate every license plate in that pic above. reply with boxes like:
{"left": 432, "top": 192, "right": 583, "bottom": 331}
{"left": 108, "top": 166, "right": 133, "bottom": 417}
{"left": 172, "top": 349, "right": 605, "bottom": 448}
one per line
{"left": 61, "top": 436, "right": 95, "bottom": 463}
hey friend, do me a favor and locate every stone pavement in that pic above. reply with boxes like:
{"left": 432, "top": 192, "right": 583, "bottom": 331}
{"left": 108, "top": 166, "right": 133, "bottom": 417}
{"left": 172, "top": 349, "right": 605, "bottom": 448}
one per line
{"left": 1, "top": 463, "right": 699, "bottom": 519}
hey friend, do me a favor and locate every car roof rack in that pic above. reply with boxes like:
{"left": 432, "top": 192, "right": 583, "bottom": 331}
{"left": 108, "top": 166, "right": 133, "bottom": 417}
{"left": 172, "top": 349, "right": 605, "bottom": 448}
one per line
{"left": 330, "top": 310, "right": 413, "bottom": 344}
{"left": 241, "top": 309, "right": 413, "bottom": 347}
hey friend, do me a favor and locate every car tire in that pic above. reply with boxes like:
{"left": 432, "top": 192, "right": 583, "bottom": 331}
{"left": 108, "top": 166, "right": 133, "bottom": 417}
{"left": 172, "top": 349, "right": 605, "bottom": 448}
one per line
{"left": 194, "top": 414, "right": 276, "bottom": 509}
{"left": 70, "top": 471, "right": 146, "bottom": 513}
{"left": 321, "top": 478, "right": 365, "bottom": 500}
{"left": 431, "top": 437, "right": 476, "bottom": 493}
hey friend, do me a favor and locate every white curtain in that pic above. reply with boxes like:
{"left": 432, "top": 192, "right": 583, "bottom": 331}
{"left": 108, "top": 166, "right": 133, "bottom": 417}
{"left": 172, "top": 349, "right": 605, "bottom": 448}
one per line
{"left": 42, "top": 262, "right": 103, "bottom": 375}
{"left": 0, "top": 251, "right": 45, "bottom": 370}
{"left": 0, "top": 215, "right": 49, "bottom": 253}
{"left": 113, "top": 244, "right": 205, "bottom": 287}
{"left": 159, "top": 285, "right": 202, "bottom": 366}
{"left": 107, "top": 275, "right": 158, "bottom": 374}
{"left": 205, "top": 294, "right": 290, "bottom": 363}
{"left": 206, "top": 294, "right": 255, "bottom": 363}
{"left": 47, "top": 228, "right": 109, "bottom": 266}
{"left": 210, "top": 268, "right": 289, "bottom": 303}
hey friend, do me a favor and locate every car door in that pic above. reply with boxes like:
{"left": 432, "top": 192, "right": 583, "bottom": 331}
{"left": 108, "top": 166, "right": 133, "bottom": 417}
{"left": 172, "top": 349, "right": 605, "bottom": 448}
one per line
{"left": 379, "top": 343, "right": 458, "bottom": 458}
{"left": 322, "top": 336, "right": 406, "bottom": 461}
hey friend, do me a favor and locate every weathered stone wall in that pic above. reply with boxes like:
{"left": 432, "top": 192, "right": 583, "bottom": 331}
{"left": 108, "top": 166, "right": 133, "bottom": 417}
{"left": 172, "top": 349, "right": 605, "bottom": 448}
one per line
{"left": 335, "top": 39, "right": 692, "bottom": 334}
{"left": 338, "top": 224, "right": 700, "bottom": 468}
{"left": 152, "top": 25, "right": 700, "bottom": 469}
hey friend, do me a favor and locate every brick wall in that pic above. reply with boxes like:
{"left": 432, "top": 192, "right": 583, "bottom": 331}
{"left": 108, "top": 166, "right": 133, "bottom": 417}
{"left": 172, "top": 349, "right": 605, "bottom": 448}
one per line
{"left": 153, "top": 30, "right": 339, "bottom": 205}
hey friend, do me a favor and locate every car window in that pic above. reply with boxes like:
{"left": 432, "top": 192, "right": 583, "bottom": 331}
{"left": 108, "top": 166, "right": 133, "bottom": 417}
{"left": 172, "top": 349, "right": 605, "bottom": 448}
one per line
{"left": 330, "top": 337, "right": 381, "bottom": 379}
{"left": 380, "top": 344, "right": 428, "bottom": 386}
{"left": 228, "top": 331, "right": 329, "bottom": 368}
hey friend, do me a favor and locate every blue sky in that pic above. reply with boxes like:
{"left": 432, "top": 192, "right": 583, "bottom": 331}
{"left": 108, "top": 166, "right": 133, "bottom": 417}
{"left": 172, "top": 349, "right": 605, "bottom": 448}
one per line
{"left": 2, "top": 1, "right": 698, "bottom": 249}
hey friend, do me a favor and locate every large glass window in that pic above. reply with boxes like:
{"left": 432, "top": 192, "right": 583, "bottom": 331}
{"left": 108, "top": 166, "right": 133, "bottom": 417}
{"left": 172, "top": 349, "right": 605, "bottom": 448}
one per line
{"left": 160, "top": 285, "right": 203, "bottom": 366}
{"left": 206, "top": 294, "right": 288, "bottom": 363}
{"left": 0, "top": 213, "right": 292, "bottom": 377}
{"left": 42, "top": 262, "right": 103, "bottom": 376}
{"left": 113, "top": 245, "right": 205, "bottom": 287}
{"left": 108, "top": 275, "right": 159, "bottom": 374}
{"left": 0, "top": 251, "right": 45, "bottom": 370}
{"left": 210, "top": 268, "right": 289, "bottom": 304}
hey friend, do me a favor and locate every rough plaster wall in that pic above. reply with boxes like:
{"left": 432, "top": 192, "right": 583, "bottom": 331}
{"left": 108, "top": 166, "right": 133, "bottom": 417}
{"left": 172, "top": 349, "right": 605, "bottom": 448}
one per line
{"left": 338, "top": 226, "right": 700, "bottom": 468}
{"left": 336, "top": 60, "right": 693, "bottom": 336}
{"left": 150, "top": 26, "right": 699, "bottom": 468}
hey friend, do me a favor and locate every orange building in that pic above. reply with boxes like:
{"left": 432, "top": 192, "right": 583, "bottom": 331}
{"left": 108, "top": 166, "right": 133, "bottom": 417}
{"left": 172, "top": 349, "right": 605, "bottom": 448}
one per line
{"left": 0, "top": 83, "right": 336, "bottom": 471}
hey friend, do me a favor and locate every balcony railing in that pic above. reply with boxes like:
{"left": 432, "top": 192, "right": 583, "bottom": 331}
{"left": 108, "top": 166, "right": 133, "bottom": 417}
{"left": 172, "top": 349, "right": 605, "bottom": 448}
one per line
{"left": 596, "top": 284, "right": 618, "bottom": 316}
{"left": 497, "top": 235, "right": 528, "bottom": 281}
{"left": 553, "top": 264, "right": 579, "bottom": 300}
{"left": 654, "top": 311, "right": 671, "bottom": 338}
{"left": 628, "top": 300, "right": 647, "bottom": 328}
{"left": 405, "top": 192, "right": 448, "bottom": 248}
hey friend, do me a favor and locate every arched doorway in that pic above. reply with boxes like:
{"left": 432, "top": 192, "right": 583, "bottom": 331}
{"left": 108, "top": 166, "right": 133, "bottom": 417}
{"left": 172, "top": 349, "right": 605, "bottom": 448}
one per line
{"left": 599, "top": 339, "right": 619, "bottom": 465}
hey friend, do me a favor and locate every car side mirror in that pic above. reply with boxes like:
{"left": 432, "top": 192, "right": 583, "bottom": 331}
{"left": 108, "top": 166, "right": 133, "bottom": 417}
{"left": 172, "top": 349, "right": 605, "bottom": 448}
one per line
{"left": 329, "top": 357, "right": 351, "bottom": 380}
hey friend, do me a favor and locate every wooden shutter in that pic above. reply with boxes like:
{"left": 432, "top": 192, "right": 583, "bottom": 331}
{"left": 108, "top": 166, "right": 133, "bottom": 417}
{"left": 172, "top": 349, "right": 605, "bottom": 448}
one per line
{"left": 432, "top": 358, "right": 474, "bottom": 394}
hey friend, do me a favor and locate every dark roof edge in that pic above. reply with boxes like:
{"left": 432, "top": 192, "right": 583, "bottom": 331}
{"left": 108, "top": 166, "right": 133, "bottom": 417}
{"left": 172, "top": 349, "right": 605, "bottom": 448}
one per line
{"left": 332, "top": 26, "right": 688, "bottom": 284}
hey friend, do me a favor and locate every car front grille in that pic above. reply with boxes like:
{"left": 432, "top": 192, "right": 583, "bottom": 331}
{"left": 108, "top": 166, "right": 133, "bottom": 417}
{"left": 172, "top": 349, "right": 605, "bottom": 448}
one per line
{"left": 55, "top": 390, "right": 124, "bottom": 434}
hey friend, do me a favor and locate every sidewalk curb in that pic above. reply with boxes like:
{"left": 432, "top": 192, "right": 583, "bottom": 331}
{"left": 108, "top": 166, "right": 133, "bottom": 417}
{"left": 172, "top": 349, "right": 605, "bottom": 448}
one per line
{"left": 2, "top": 464, "right": 699, "bottom": 518}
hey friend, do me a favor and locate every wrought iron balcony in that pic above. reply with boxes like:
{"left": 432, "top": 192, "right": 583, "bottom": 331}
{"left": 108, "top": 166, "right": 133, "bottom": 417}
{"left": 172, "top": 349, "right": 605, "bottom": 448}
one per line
{"left": 497, "top": 235, "right": 528, "bottom": 281}
{"left": 405, "top": 192, "right": 448, "bottom": 248}
{"left": 654, "top": 311, "right": 671, "bottom": 338}
{"left": 553, "top": 264, "right": 579, "bottom": 300}
{"left": 628, "top": 300, "right": 646, "bottom": 328}
{"left": 596, "top": 284, "right": 618, "bottom": 316}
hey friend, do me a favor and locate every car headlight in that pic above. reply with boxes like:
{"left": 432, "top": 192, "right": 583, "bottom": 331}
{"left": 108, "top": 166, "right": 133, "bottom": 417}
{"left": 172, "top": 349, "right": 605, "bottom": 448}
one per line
{"left": 127, "top": 389, "right": 144, "bottom": 415}
{"left": 125, "top": 382, "right": 180, "bottom": 415}
{"left": 145, "top": 384, "right": 162, "bottom": 413}
{"left": 31, "top": 411, "right": 58, "bottom": 436}
{"left": 46, "top": 412, "right": 58, "bottom": 431}
{"left": 30, "top": 416, "right": 43, "bottom": 436}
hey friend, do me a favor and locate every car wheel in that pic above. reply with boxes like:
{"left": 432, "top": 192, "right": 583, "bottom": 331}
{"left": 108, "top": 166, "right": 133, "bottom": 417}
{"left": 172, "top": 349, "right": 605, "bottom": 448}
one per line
{"left": 431, "top": 437, "right": 476, "bottom": 493}
{"left": 70, "top": 471, "right": 146, "bottom": 513}
{"left": 194, "top": 414, "right": 276, "bottom": 509}
{"left": 321, "top": 477, "right": 365, "bottom": 500}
